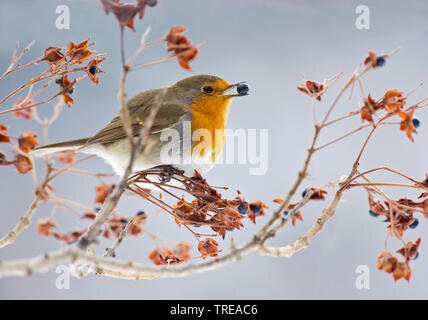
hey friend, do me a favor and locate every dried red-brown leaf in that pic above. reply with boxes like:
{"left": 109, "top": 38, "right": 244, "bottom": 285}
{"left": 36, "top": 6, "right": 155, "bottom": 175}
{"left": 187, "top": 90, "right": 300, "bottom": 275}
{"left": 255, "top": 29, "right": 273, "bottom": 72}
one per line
{"left": 18, "top": 131, "right": 38, "bottom": 153}
{"left": 417, "top": 174, "right": 428, "bottom": 188}
{"left": 393, "top": 261, "right": 412, "bottom": 281}
{"left": 396, "top": 198, "right": 418, "bottom": 208}
{"left": 363, "top": 51, "right": 389, "bottom": 68}
{"left": 376, "top": 252, "right": 397, "bottom": 273}
{"left": 166, "top": 27, "right": 191, "bottom": 50}
{"left": 297, "top": 80, "right": 324, "bottom": 101}
{"left": 412, "top": 196, "right": 428, "bottom": 218}
{"left": 177, "top": 47, "right": 198, "bottom": 70}
{"left": 304, "top": 187, "right": 327, "bottom": 201}
{"left": 284, "top": 203, "right": 303, "bottom": 226}
{"left": 67, "top": 38, "right": 93, "bottom": 63}
{"left": 0, "top": 153, "right": 15, "bottom": 167}
{"left": 149, "top": 247, "right": 174, "bottom": 265}
{"left": 85, "top": 57, "right": 106, "bottom": 85}
{"left": 56, "top": 75, "right": 76, "bottom": 107}
{"left": 382, "top": 90, "right": 406, "bottom": 113}
{"left": 364, "top": 51, "right": 377, "bottom": 67}
{"left": 81, "top": 212, "right": 97, "bottom": 220}
{"left": 0, "top": 124, "right": 10, "bottom": 143}
{"left": 12, "top": 96, "right": 35, "bottom": 120}
{"left": 397, "top": 238, "right": 421, "bottom": 261}
{"left": 247, "top": 200, "right": 268, "bottom": 224}
{"left": 292, "top": 210, "right": 303, "bottom": 226}
{"left": 100, "top": 0, "right": 155, "bottom": 32}
{"left": 56, "top": 150, "right": 77, "bottom": 164}
{"left": 209, "top": 209, "right": 243, "bottom": 238}
{"left": 367, "top": 190, "right": 388, "bottom": 216}
{"left": 36, "top": 217, "right": 56, "bottom": 236}
{"left": 223, "top": 190, "right": 246, "bottom": 210}
{"left": 176, "top": 200, "right": 194, "bottom": 216}
{"left": 41, "top": 46, "right": 65, "bottom": 65}
{"left": 14, "top": 154, "right": 33, "bottom": 174}
{"left": 164, "top": 255, "right": 185, "bottom": 265}
{"left": 360, "top": 94, "right": 384, "bottom": 123}
{"left": 418, "top": 192, "right": 428, "bottom": 199}
{"left": 165, "top": 27, "right": 198, "bottom": 70}
{"left": 173, "top": 242, "right": 192, "bottom": 260}
{"left": 198, "top": 237, "right": 219, "bottom": 258}
{"left": 363, "top": 51, "right": 379, "bottom": 68}
{"left": 383, "top": 205, "right": 414, "bottom": 238}
{"left": 95, "top": 184, "right": 115, "bottom": 204}
{"left": 53, "top": 229, "right": 86, "bottom": 244}
{"left": 398, "top": 109, "right": 417, "bottom": 142}
{"left": 128, "top": 221, "right": 142, "bottom": 236}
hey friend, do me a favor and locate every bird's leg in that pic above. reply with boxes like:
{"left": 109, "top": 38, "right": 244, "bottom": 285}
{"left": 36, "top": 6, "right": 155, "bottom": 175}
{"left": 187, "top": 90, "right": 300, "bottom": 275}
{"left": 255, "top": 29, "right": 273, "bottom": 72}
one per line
{"left": 152, "top": 165, "right": 184, "bottom": 183}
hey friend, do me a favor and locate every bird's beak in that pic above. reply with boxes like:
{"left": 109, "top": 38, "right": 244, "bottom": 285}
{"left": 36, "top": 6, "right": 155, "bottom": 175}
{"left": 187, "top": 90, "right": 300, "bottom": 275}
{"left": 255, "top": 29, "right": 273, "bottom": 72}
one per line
{"left": 222, "top": 82, "right": 249, "bottom": 97}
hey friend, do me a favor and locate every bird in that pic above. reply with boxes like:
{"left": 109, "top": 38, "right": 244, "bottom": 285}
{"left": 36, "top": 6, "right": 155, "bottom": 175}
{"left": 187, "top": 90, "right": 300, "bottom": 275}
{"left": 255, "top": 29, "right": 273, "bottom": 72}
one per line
{"left": 30, "top": 75, "right": 249, "bottom": 180}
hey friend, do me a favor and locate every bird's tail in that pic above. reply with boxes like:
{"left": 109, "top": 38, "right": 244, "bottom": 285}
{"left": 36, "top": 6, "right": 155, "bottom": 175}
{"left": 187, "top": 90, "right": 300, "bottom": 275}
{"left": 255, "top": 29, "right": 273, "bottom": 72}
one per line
{"left": 30, "top": 138, "right": 89, "bottom": 157}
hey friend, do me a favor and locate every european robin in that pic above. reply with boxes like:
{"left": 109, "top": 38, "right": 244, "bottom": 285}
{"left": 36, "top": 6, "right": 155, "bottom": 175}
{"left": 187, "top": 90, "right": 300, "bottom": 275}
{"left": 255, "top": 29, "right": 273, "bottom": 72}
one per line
{"left": 31, "top": 75, "right": 249, "bottom": 178}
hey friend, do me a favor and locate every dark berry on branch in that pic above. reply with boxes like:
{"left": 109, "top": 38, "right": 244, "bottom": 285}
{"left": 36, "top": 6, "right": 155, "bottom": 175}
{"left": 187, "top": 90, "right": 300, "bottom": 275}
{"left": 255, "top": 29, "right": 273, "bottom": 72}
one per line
{"left": 250, "top": 204, "right": 261, "bottom": 214}
{"left": 376, "top": 56, "right": 386, "bottom": 67}
{"left": 237, "top": 201, "right": 248, "bottom": 215}
{"left": 89, "top": 65, "right": 97, "bottom": 75}
{"left": 412, "top": 117, "right": 421, "bottom": 128}
{"left": 369, "top": 210, "right": 380, "bottom": 217}
{"left": 409, "top": 218, "right": 419, "bottom": 229}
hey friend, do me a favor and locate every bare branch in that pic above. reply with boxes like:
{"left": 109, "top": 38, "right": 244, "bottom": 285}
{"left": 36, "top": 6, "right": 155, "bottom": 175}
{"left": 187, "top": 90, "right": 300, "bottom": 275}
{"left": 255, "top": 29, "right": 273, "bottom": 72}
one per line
{"left": 259, "top": 187, "right": 344, "bottom": 258}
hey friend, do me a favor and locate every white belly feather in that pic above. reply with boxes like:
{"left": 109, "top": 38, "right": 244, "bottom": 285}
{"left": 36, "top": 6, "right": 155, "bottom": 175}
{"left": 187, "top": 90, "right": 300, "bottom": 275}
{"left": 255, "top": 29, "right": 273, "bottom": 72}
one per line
{"left": 81, "top": 137, "right": 215, "bottom": 178}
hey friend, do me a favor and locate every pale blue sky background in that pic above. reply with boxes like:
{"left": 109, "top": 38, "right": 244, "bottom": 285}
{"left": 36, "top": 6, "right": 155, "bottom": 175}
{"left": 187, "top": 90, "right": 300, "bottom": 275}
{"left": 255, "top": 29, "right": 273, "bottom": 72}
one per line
{"left": 1, "top": 0, "right": 428, "bottom": 299}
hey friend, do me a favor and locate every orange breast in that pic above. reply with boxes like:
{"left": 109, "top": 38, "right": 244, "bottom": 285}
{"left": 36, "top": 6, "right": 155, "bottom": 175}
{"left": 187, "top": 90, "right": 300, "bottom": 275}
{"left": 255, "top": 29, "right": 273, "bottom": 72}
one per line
{"left": 188, "top": 96, "right": 232, "bottom": 162}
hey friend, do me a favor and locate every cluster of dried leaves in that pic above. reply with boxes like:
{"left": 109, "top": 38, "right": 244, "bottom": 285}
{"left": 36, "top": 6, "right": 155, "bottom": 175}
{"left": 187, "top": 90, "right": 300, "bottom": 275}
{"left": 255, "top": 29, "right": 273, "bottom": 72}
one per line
{"left": 0, "top": 124, "right": 79, "bottom": 174}
{"left": 377, "top": 238, "right": 420, "bottom": 281}
{"left": 124, "top": 169, "right": 268, "bottom": 264}
{"left": 360, "top": 89, "right": 419, "bottom": 141}
{"left": 0, "top": 37, "right": 106, "bottom": 173}
{"left": 273, "top": 187, "right": 328, "bottom": 226}
{"left": 366, "top": 178, "right": 427, "bottom": 281}
{"left": 294, "top": 49, "right": 428, "bottom": 282}
{"left": 297, "top": 80, "right": 325, "bottom": 101}
{"left": 0, "top": 126, "right": 38, "bottom": 174}
{"left": 32, "top": 167, "right": 268, "bottom": 265}
{"left": 100, "top": 0, "right": 198, "bottom": 70}
{"left": 37, "top": 197, "right": 148, "bottom": 244}
{"left": 44, "top": 38, "right": 106, "bottom": 106}
{"left": 165, "top": 27, "right": 199, "bottom": 70}
{"left": 149, "top": 237, "right": 221, "bottom": 265}
{"left": 298, "top": 51, "right": 420, "bottom": 143}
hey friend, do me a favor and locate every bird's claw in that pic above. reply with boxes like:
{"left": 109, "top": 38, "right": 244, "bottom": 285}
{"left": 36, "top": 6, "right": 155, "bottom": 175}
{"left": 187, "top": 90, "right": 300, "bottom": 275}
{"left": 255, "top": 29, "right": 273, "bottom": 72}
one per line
{"left": 157, "top": 165, "right": 184, "bottom": 184}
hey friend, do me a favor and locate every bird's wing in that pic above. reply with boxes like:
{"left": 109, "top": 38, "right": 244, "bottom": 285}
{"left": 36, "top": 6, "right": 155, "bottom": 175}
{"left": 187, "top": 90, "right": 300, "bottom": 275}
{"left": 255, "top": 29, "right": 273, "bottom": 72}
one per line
{"left": 85, "top": 89, "right": 190, "bottom": 146}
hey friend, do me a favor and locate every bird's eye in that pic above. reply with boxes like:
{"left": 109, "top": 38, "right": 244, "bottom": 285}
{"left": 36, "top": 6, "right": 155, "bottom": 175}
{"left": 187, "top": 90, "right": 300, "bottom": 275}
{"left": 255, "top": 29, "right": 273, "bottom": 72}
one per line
{"left": 202, "top": 86, "right": 214, "bottom": 94}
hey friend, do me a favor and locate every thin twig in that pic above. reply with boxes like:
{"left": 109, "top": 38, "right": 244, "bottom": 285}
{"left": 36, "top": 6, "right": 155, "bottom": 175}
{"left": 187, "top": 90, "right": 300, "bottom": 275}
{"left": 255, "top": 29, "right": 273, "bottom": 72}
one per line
{"left": 104, "top": 219, "right": 134, "bottom": 258}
